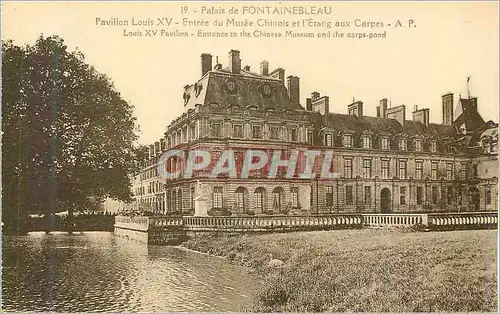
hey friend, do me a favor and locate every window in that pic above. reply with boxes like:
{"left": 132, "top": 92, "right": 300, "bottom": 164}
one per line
{"left": 190, "top": 186, "right": 195, "bottom": 209}
{"left": 415, "top": 161, "right": 423, "bottom": 180}
{"left": 399, "top": 139, "right": 407, "bottom": 151}
{"left": 325, "top": 133, "right": 333, "bottom": 146}
{"left": 486, "top": 190, "right": 492, "bottom": 205}
{"left": 398, "top": 160, "right": 407, "bottom": 179}
{"left": 345, "top": 186, "right": 353, "bottom": 205}
{"left": 326, "top": 186, "right": 334, "bottom": 207}
{"left": 432, "top": 186, "right": 438, "bottom": 204}
{"left": 362, "top": 136, "right": 372, "bottom": 149}
{"left": 381, "top": 159, "right": 389, "bottom": 179}
{"left": 307, "top": 132, "right": 313, "bottom": 145}
{"left": 344, "top": 135, "right": 353, "bottom": 148}
{"left": 400, "top": 187, "right": 406, "bottom": 205}
{"left": 233, "top": 124, "right": 243, "bottom": 138}
{"left": 177, "top": 189, "right": 183, "bottom": 212}
{"left": 270, "top": 126, "right": 280, "bottom": 140}
{"left": 310, "top": 185, "right": 314, "bottom": 207}
{"left": 473, "top": 164, "right": 478, "bottom": 178}
{"left": 235, "top": 189, "right": 245, "bottom": 211}
{"left": 344, "top": 158, "right": 353, "bottom": 178}
{"left": 182, "top": 128, "right": 187, "bottom": 142}
{"left": 289, "top": 128, "right": 298, "bottom": 142}
{"left": 460, "top": 163, "right": 466, "bottom": 180}
{"left": 446, "top": 163, "right": 453, "bottom": 180}
{"left": 363, "top": 159, "right": 372, "bottom": 178}
{"left": 430, "top": 141, "right": 437, "bottom": 153}
{"left": 254, "top": 189, "right": 264, "bottom": 212}
{"left": 381, "top": 138, "right": 390, "bottom": 150}
{"left": 252, "top": 125, "right": 262, "bottom": 139}
{"left": 447, "top": 187, "right": 453, "bottom": 205}
{"left": 414, "top": 139, "right": 422, "bottom": 152}
{"left": 190, "top": 124, "right": 196, "bottom": 140}
{"left": 416, "top": 187, "right": 423, "bottom": 205}
{"left": 211, "top": 123, "right": 222, "bottom": 137}
{"left": 272, "top": 189, "right": 283, "bottom": 212}
{"left": 431, "top": 162, "right": 438, "bottom": 180}
{"left": 212, "top": 187, "right": 223, "bottom": 209}
{"left": 364, "top": 186, "right": 372, "bottom": 204}
{"left": 290, "top": 187, "right": 299, "bottom": 208}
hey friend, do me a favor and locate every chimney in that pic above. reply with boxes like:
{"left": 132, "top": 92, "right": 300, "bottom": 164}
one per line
{"left": 377, "top": 98, "right": 388, "bottom": 117}
{"left": 412, "top": 107, "right": 430, "bottom": 127}
{"left": 469, "top": 97, "right": 478, "bottom": 110}
{"left": 243, "top": 65, "right": 251, "bottom": 71}
{"left": 287, "top": 75, "right": 300, "bottom": 105}
{"left": 442, "top": 93, "right": 454, "bottom": 125}
{"left": 214, "top": 56, "right": 222, "bottom": 70}
{"left": 311, "top": 94, "right": 329, "bottom": 115}
{"left": 386, "top": 104, "right": 406, "bottom": 126}
{"left": 148, "top": 144, "right": 154, "bottom": 159}
{"left": 154, "top": 141, "right": 160, "bottom": 156}
{"left": 269, "top": 67, "right": 285, "bottom": 83}
{"left": 348, "top": 101, "right": 363, "bottom": 118}
{"left": 306, "top": 98, "right": 312, "bottom": 111}
{"left": 229, "top": 49, "right": 241, "bottom": 74}
{"left": 201, "top": 53, "right": 212, "bottom": 76}
{"left": 260, "top": 60, "right": 269, "bottom": 76}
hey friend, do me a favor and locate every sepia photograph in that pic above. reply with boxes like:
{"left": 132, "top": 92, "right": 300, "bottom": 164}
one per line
{"left": 1, "top": 1, "right": 499, "bottom": 312}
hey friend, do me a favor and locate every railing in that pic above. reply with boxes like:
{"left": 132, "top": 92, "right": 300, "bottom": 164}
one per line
{"left": 148, "top": 216, "right": 184, "bottom": 229}
{"left": 427, "top": 212, "right": 497, "bottom": 229}
{"left": 182, "top": 215, "right": 363, "bottom": 232}
{"left": 361, "top": 214, "right": 427, "bottom": 227}
{"left": 114, "top": 216, "right": 150, "bottom": 231}
{"left": 115, "top": 212, "right": 498, "bottom": 235}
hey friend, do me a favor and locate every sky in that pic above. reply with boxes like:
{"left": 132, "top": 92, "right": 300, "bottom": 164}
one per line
{"left": 2, "top": 1, "right": 498, "bottom": 145}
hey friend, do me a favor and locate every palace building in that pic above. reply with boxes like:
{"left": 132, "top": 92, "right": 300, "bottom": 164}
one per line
{"left": 130, "top": 49, "right": 498, "bottom": 216}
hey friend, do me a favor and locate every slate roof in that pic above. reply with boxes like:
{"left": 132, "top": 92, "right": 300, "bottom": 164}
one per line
{"left": 182, "top": 68, "right": 302, "bottom": 111}
{"left": 318, "top": 113, "right": 457, "bottom": 139}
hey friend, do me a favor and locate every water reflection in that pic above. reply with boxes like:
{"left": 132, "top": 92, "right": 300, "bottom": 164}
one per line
{"left": 2, "top": 232, "right": 260, "bottom": 312}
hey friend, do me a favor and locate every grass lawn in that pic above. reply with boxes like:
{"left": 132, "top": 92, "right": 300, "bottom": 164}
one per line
{"left": 182, "top": 229, "right": 497, "bottom": 312}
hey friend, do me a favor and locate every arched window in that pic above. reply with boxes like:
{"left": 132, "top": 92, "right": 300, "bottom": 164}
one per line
{"left": 254, "top": 187, "right": 266, "bottom": 213}
{"left": 235, "top": 187, "right": 249, "bottom": 213}
{"left": 272, "top": 187, "right": 285, "bottom": 213}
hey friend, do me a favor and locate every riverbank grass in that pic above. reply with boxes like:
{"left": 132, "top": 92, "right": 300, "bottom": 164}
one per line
{"left": 182, "top": 229, "right": 497, "bottom": 312}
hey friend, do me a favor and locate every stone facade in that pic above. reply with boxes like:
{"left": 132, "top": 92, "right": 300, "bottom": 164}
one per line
{"left": 131, "top": 49, "right": 498, "bottom": 216}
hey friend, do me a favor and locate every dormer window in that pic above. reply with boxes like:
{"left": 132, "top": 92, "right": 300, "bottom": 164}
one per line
{"left": 362, "top": 135, "right": 372, "bottom": 149}
{"left": 325, "top": 133, "right": 333, "bottom": 146}
{"left": 414, "top": 139, "right": 422, "bottom": 152}
{"left": 430, "top": 141, "right": 437, "bottom": 153}
{"left": 343, "top": 135, "right": 353, "bottom": 148}
{"left": 398, "top": 138, "right": 407, "bottom": 151}
{"left": 381, "top": 138, "right": 390, "bottom": 150}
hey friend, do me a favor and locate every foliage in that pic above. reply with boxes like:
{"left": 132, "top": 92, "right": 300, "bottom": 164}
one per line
{"left": 2, "top": 35, "right": 142, "bottom": 231}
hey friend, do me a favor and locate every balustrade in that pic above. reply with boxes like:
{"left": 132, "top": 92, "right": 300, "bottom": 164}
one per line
{"left": 116, "top": 212, "right": 497, "bottom": 234}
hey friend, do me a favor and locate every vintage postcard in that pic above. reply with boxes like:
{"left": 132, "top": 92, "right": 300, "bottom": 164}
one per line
{"left": 1, "top": 1, "right": 498, "bottom": 312}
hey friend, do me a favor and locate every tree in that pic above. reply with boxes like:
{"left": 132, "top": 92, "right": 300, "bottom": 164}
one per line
{"left": 2, "top": 35, "right": 141, "bottom": 233}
